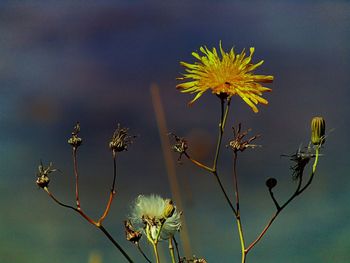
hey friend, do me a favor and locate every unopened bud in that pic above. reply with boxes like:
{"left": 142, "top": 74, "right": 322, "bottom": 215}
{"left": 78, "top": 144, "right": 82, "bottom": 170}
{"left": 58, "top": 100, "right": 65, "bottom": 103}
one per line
{"left": 163, "top": 199, "right": 175, "bottom": 219}
{"left": 265, "top": 177, "right": 277, "bottom": 190}
{"left": 311, "top": 117, "right": 325, "bottom": 145}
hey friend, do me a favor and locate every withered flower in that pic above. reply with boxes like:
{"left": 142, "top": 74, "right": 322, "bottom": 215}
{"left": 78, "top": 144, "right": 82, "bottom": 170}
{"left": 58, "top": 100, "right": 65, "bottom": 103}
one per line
{"left": 284, "top": 145, "right": 316, "bottom": 180}
{"left": 124, "top": 220, "right": 142, "bottom": 244}
{"left": 109, "top": 124, "right": 136, "bottom": 152}
{"left": 228, "top": 123, "right": 260, "bottom": 153}
{"left": 169, "top": 133, "right": 188, "bottom": 161}
{"left": 36, "top": 161, "right": 57, "bottom": 188}
{"left": 68, "top": 122, "right": 82, "bottom": 148}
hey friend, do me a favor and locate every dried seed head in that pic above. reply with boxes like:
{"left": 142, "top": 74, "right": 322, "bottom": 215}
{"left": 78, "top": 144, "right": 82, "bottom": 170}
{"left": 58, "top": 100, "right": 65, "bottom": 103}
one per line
{"left": 283, "top": 145, "right": 316, "bottom": 180}
{"left": 36, "top": 161, "right": 57, "bottom": 188}
{"left": 68, "top": 122, "right": 82, "bottom": 148}
{"left": 169, "top": 133, "right": 188, "bottom": 161}
{"left": 311, "top": 117, "right": 325, "bottom": 146}
{"left": 124, "top": 220, "right": 142, "bottom": 244}
{"left": 228, "top": 123, "right": 260, "bottom": 153}
{"left": 109, "top": 124, "right": 136, "bottom": 152}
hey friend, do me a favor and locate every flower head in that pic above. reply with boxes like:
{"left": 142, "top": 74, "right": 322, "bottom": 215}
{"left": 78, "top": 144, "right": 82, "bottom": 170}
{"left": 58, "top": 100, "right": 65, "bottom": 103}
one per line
{"left": 177, "top": 42, "right": 273, "bottom": 112}
{"left": 130, "top": 195, "right": 181, "bottom": 241}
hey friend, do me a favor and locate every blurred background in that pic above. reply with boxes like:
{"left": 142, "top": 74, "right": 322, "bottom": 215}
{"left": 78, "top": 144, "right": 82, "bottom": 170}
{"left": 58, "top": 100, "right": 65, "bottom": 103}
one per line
{"left": 0, "top": 1, "right": 349, "bottom": 262}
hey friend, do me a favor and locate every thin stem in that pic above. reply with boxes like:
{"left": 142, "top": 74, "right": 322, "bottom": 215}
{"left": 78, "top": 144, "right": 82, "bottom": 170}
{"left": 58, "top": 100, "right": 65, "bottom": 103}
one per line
{"left": 152, "top": 243, "right": 160, "bottom": 263}
{"left": 169, "top": 238, "right": 176, "bottom": 263}
{"left": 44, "top": 187, "right": 77, "bottom": 211}
{"left": 173, "top": 237, "right": 182, "bottom": 263}
{"left": 97, "top": 191, "right": 115, "bottom": 224}
{"left": 45, "top": 187, "right": 96, "bottom": 226}
{"left": 112, "top": 150, "right": 117, "bottom": 191}
{"left": 246, "top": 148, "right": 320, "bottom": 254}
{"left": 237, "top": 217, "right": 246, "bottom": 263}
{"left": 213, "top": 98, "right": 231, "bottom": 171}
{"left": 214, "top": 171, "right": 237, "bottom": 216}
{"left": 232, "top": 152, "right": 246, "bottom": 263}
{"left": 72, "top": 147, "right": 81, "bottom": 208}
{"left": 233, "top": 152, "right": 239, "bottom": 211}
{"left": 268, "top": 189, "right": 280, "bottom": 210}
{"left": 182, "top": 98, "right": 236, "bottom": 217}
{"left": 98, "top": 151, "right": 118, "bottom": 224}
{"left": 44, "top": 189, "right": 133, "bottom": 262}
{"left": 99, "top": 225, "right": 134, "bottom": 263}
{"left": 137, "top": 243, "right": 152, "bottom": 263}
{"left": 184, "top": 152, "right": 213, "bottom": 173}
{"left": 210, "top": 98, "right": 238, "bottom": 216}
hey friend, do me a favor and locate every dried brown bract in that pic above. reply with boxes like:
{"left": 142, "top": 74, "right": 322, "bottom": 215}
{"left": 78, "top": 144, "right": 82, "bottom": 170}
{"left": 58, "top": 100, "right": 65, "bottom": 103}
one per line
{"left": 68, "top": 122, "right": 82, "bottom": 148}
{"left": 36, "top": 161, "right": 57, "bottom": 188}
{"left": 124, "top": 220, "right": 142, "bottom": 244}
{"left": 169, "top": 133, "right": 188, "bottom": 161}
{"left": 228, "top": 123, "right": 260, "bottom": 153}
{"left": 109, "top": 124, "right": 136, "bottom": 152}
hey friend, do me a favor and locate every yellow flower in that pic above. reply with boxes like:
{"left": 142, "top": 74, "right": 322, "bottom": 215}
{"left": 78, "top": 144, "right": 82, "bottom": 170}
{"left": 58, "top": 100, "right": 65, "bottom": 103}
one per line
{"left": 176, "top": 42, "right": 274, "bottom": 113}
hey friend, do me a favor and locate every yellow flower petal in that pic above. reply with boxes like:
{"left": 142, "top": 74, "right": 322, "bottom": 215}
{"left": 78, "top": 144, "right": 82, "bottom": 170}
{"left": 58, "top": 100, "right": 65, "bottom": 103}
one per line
{"left": 177, "top": 42, "right": 273, "bottom": 112}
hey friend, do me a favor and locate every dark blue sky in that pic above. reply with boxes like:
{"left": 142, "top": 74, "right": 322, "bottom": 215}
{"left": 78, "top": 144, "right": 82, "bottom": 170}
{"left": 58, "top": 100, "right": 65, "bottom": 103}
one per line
{"left": 1, "top": 1, "right": 349, "bottom": 262}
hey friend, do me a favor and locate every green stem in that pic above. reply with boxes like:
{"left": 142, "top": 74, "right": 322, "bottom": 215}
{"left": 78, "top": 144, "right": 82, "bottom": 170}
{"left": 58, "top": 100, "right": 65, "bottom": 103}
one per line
{"left": 213, "top": 97, "right": 231, "bottom": 171}
{"left": 169, "top": 238, "right": 176, "bottom": 263}
{"left": 152, "top": 243, "right": 160, "bottom": 263}
{"left": 212, "top": 97, "right": 238, "bottom": 216}
{"left": 233, "top": 152, "right": 246, "bottom": 262}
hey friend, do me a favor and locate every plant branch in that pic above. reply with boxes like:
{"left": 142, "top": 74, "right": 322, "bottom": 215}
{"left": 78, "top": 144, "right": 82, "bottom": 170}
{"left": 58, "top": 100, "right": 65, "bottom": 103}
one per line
{"left": 245, "top": 147, "right": 320, "bottom": 254}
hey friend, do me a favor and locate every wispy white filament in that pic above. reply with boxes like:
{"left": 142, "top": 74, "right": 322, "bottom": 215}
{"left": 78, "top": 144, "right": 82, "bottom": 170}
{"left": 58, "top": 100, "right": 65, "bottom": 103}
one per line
{"left": 130, "top": 194, "right": 181, "bottom": 240}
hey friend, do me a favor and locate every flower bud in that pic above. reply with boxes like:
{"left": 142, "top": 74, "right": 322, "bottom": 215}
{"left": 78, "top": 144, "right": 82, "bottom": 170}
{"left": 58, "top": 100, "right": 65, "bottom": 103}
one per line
{"left": 163, "top": 199, "right": 175, "bottom": 219}
{"left": 311, "top": 117, "right": 325, "bottom": 145}
{"left": 265, "top": 177, "right": 277, "bottom": 190}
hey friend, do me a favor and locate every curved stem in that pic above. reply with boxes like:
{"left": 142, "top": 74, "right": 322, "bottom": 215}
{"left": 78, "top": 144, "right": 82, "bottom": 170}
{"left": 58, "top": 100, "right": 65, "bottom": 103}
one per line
{"left": 184, "top": 152, "right": 213, "bottom": 173}
{"left": 172, "top": 237, "right": 182, "bottom": 263}
{"left": 44, "top": 189, "right": 133, "bottom": 262}
{"left": 246, "top": 147, "right": 320, "bottom": 254}
{"left": 98, "top": 151, "right": 118, "bottom": 224}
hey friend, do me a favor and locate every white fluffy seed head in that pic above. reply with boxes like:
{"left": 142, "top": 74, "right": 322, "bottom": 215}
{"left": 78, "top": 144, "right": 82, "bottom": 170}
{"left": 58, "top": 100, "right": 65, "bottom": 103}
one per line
{"left": 130, "top": 194, "right": 181, "bottom": 240}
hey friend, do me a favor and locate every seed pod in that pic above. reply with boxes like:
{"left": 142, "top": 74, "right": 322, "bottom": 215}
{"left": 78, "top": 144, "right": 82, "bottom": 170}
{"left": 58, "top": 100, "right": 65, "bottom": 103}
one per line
{"left": 311, "top": 117, "right": 325, "bottom": 145}
{"left": 265, "top": 177, "right": 277, "bottom": 190}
